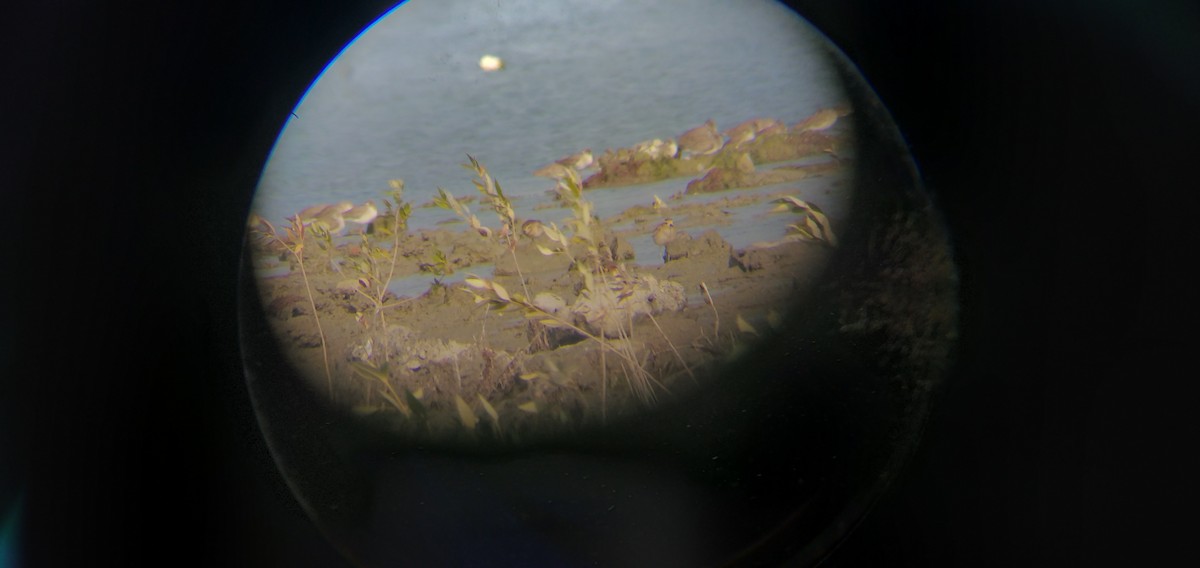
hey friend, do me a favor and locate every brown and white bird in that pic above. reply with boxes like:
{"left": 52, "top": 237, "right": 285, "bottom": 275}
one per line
{"left": 343, "top": 200, "right": 378, "bottom": 232}
{"left": 312, "top": 208, "right": 346, "bottom": 234}
{"left": 756, "top": 121, "right": 788, "bottom": 137}
{"left": 722, "top": 119, "right": 759, "bottom": 148}
{"left": 791, "top": 108, "right": 840, "bottom": 134}
{"left": 521, "top": 219, "right": 545, "bottom": 239}
{"left": 532, "top": 162, "right": 576, "bottom": 181}
{"left": 629, "top": 138, "right": 674, "bottom": 160}
{"left": 659, "top": 138, "right": 678, "bottom": 160}
{"left": 652, "top": 218, "right": 676, "bottom": 246}
{"left": 294, "top": 203, "right": 330, "bottom": 224}
{"left": 294, "top": 204, "right": 327, "bottom": 222}
{"left": 632, "top": 138, "right": 660, "bottom": 158}
{"left": 295, "top": 200, "right": 352, "bottom": 225}
{"left": 677, "top": 119, "right": 723, "bottom": 158}
{"left": 555, "top": 148, "right": 595, "bottom": 171}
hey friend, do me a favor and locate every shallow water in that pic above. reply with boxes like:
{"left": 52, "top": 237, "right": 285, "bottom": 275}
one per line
{"left": 387, "top": 263, "right": 493, "bottom": 299}
{"left": 267, "top": 152, "right": 855, "bottom": 300}
{"left": 251, "top": 0, "right": 848, "bottom": 231}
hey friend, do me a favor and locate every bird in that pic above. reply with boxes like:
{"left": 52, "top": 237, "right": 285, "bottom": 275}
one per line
{"left": 677, "top": 119, "right": 723, "bottom": 157}
{"left": 722, "top": 120, "right": 759, "bottom": 148}
{"left": 633, "top": 138, "right": 678, "bottom": 160}
{"left": 594, "top": 240, "right": 624, "bottom": 277}
{"left": 791, "top": 108, "right": 840, "bottom": 134}
{"left": 312, "top": 208, "right": 346, "bottom": 235}
{"left": 521, "top": 219, "right": 545, "bottom": 239}
{"left": 756, "top": 121, "right": 788, "bottom": 137}
{"left": 532, "top": 162, "right": 576, "bottom": 181}
{"left": 652, "top": 219, "right": 676, "bottom": 246}
{"left": 753, "top": 117, "right": 784, "bottom": 132}
{"left": 294, "top": 203, "right": 330, "bottom": 223}
{"left": 633, "top": 138, "right": 661, "bottom": 158}
{"left": 294, "top": 200, "right": 352, "bottom": 225}
{"left": 343, "top": 200, "right": 378, "bottom": 232}
{"left": 555, "top": 148, "right": 595, "bottom": 171}
{"left": 658, "top": 138, "right": 678, "bottom": 159}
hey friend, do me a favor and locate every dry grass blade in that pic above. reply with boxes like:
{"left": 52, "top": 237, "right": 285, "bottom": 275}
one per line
{"left": 700, "top": 281, "right": 719, "bottom": 337}
{"left": 350, "top": 360, "right": 389, "bottom": 383}
{"left": 477, "top": 394, "right": 500, "bottom": 429}
{"left": 805, "top": 203, "right": 837, "bottom": 246}
{"left": 646, "top": 311, "right": 696, "bottom": 383}
{"left": 773, "top": 196, "right": 837, "bottom": 246}
{"left": 380, "top": 391, "right": 410, "bottom": 417}
{"left": 351, "top": 361, "right": 411, "bottom": 416}
{"left": 736, "top": 313, "right": 759, "bottom": 335}
{"left": 455, "top": 395, "right": 478, "bottom": 430}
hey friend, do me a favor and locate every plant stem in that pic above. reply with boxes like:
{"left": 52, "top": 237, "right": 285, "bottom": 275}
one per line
{"left": 702, "top": 282, "right": 719, "bottom": 337}
{"left": 453, "top": 356, "right": 462, "bottom": 392}
{"left": 294, "top": 247, "right": 334, "bottom": 400}
{"left": 509, "top": 247, "right": 533, "bottom": 301}
{"left": 646, "top": 311, "right": 696, "bottom": 383}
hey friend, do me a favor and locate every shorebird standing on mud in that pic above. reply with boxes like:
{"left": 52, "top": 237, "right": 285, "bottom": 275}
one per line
{"left": 312, "top": 208, "right": 346, "bottom": 235}
{"left": 343, "top": 200, "right": 378, "bottom": 233}
{"left": 521, "top": 219, "right": 545, "bottom": 239}
{"left": 555, "top": 148, "right": 595, "bottom": 171}
{"left": 659, "top": 138, "right": 678, "bottom": 160}
{"left": 633, "top": 138, "right": 679, "bottom": 160}
{"left": 676, "top": 119, "right": 724, "bottom": 158}
{"left": 652, "top": 218, "right": 677, "bottom": 246}
{"left": 532, "top": 162, "right": 576, "bottom": 181}
{"left": 722, "top": 120, "right": 759, "bottom": 148}
{"left": 294, "top": 202, "right": 332, "bottom": 224}
{"left": 285, "top": 201, "right": 353, "bottom": 238}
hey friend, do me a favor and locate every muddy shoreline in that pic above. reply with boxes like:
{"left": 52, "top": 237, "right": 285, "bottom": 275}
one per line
{"left": 243, "top": 110, "right": 916, "bottom": 443}
{"left": 251, "top": 204, "right": 836, "bottom": 441}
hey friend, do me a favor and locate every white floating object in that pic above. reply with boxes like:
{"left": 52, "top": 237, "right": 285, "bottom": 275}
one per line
{"left": 479, "top": 54, "right": 505, "bottom": 71}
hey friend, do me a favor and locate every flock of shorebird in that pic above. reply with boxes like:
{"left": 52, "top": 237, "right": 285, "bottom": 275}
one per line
{"left": 260, "top": 107, "right": 850, "bottom": 255}
{"left": 525, "top": 107, "right": 851, "bottom": 251}
{"left": 288, "top": 199, "right": 380, "bottom": 235}
{"left": 530, "top": 106, "right": 851, "bottom": 181}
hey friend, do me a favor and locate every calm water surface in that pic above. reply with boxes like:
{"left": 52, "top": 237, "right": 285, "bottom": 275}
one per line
{"left": 252, "top": 0, "right": 848, "bottom": 230}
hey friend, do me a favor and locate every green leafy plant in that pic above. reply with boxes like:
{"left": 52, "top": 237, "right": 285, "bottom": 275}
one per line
{"left": 339, "top": 184, "right": 420, "bottom": 401}
{"left": 345, "top": 186, "right": 412, "bottom": 310}
{"left": 418, "top": 248, "right": 452, "bottom": 282}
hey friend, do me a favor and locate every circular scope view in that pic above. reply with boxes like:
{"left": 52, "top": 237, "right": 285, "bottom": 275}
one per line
{"left": 240, "top": 0, "right": 957, "bottom": 565}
